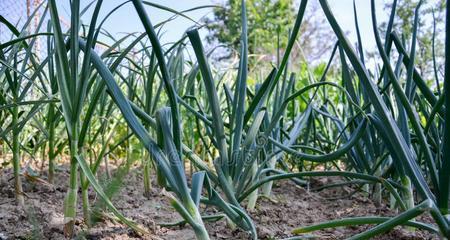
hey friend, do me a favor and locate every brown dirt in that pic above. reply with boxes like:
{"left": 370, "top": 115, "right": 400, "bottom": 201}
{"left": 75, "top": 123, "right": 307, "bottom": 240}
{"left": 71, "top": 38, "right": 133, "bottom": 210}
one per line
{"left": 0, "top": 166, "right": 439, "bottom": 240}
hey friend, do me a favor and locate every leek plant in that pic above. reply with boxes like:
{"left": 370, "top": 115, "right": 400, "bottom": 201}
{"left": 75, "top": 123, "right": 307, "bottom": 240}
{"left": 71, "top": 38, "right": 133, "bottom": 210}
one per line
{"left": 186, "top": 0, "right": 378, "bottom": 234}
{"left": 0, "top": 2, "right": 49, "bottom": 206}
{"left": 291, "top": 0, "right": 450, "bottom": 237}
{"left": 48, "top": 0, "right": 148, "bottom": 236}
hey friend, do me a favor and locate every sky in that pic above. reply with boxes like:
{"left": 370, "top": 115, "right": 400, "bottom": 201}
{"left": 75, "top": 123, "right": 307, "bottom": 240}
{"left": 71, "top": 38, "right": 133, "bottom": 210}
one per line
{"left": 55, "top": 0, "right": 386, "bottom": 53}
{"left": 0, "top": 0, "right": 387, "bottom": 58}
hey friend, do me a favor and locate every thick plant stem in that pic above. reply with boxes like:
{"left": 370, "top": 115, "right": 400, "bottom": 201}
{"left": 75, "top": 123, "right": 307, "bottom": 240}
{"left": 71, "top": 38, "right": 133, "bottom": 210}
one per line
{"left": 143, "top": 159, "right": 152, "bottom": 198}
{"left": 143, "top": 123, "right": 152, "bottom": 197}
{"left": 63, "top": 139, "right": 79, "bottom": 237}
{"left": 126, "top": 128, "right": 130, "bottom": 165}
{"left": 12, "top": 105, "right": 25, "bottom": 206}
{"left": 192, "top": 216, "right": 209, "bottom": 240}
{"left": 362, "top": 183, "right": 370, "bottom": 197}
{"left": 186, "top": 199, "right": 209, "bottom": 240}
{"left": 192, "top": 224, "right": 210, "bottom": 240}
{"left": 48, "top": 103, "right": 56, "bottom": 184}
{"left": 80, "top": 173, "right": 91, "bottom": 227}
{"left": 390, "top": 193, "right": 398, "bottom": 213}
{"left": 401, "top": 175, "right": 415, "bottom": 231}
{"left": 261, "top": 156, "right": 276, "bottom": 197}
{"left": 41, "top": 143, "right": 46, "bottom": 173}
{"left": 401, "top": 176, "right": 415, "bottom": 210}
{"left": 373, "top": 169, "right": 382, "bottom": 207}
{"left": 247, "top": 161, "right": 259, "bottom": 210}
{"left": 171, "top": 193, "right": 210, "bottom": 239}
{"left": 156, "top": 166, "right": 166, "bottom": 187}
{"left": 104, "top": 148, "right": 111, "bottom": 179}
{"left": 373, "top": 183, "right": 382, "bottom": 207}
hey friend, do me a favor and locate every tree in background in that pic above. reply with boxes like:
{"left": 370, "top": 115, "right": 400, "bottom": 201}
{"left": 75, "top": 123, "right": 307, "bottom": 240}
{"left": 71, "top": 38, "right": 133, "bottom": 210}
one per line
{"left": 205, "top": 0, "right": 294, "bottom": 60}
{"left": 204, "top": 0, "right": 334, "bottom": 69}
{"left": 383, "top": 0, "right": 445, "bottom": 83}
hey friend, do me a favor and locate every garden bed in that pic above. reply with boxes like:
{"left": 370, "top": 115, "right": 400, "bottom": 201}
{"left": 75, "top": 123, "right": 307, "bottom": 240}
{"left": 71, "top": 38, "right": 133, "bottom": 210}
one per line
{"left": 0, "top": 166, "right": 437, "bottom": 239}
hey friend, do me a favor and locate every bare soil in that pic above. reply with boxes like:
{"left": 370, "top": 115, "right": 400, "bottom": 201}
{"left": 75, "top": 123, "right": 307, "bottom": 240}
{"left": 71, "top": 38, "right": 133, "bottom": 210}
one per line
{"left": 0, "top": 165, "right": 438, "bottom": 239}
